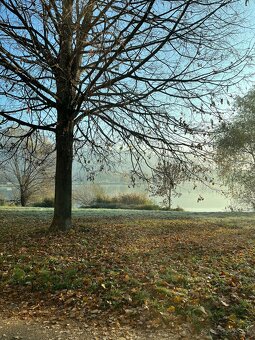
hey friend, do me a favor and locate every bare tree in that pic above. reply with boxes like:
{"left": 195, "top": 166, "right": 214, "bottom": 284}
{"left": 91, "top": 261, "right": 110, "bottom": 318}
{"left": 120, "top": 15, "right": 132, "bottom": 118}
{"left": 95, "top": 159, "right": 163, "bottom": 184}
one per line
{"left": 0, "top": 0, "right": 251, "bottom": 230}
{"left": 149, "top": 160, "right": 189, "bottom": 210}
{"left": 73, "top": 183, "right": 105, "bottom": 207}
{"left": 1, "top": 130, "right": 55, "bottom": 206}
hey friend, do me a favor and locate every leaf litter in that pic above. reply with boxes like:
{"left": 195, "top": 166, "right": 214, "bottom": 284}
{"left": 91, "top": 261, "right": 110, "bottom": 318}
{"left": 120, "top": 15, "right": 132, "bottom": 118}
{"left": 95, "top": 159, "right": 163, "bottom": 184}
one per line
{"left": 0, "top": 208, "right": 255, "bottom": 339}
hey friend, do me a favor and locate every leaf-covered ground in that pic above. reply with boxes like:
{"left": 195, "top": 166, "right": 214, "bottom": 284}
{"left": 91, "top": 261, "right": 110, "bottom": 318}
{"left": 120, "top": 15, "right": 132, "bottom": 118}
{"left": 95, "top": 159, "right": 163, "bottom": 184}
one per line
{"left": 0, "top": 208, "right": 255, "bottom": 339}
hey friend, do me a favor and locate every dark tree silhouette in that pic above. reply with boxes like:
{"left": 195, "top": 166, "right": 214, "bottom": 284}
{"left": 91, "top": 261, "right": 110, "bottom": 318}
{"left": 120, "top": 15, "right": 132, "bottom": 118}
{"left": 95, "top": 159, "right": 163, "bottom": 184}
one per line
{"left": 0, "top": 0, "right": 250, "bottom": 230}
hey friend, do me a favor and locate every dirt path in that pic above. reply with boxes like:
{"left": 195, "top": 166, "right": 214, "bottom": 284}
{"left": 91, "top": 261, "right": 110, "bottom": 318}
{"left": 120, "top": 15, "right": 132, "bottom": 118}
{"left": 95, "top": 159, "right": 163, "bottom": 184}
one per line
{"left": 0, "top": 316, "right": 206, "bottom": 340}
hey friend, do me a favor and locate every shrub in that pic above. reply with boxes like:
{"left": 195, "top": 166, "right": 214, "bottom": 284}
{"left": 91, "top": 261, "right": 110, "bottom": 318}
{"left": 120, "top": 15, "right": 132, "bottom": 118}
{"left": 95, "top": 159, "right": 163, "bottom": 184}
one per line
{"left": 90, "top": 202, "right": 120, "bottom": 209}
{"left": 0, "top": 198, "right": 17, "bottom": 206}
{"left": 88, "top": 203, "right": 161, "bottom": 210}
{"left": 33, "top": 197, "right": 54, "bottom": 208}
{"left": 161, "top": 205, "right": 184, "bottom": 211}
{"left": 135, "top": 204, "right": 160, "bottom": 210}
{"left": 94, "top": 193, "right": 112, "bottom": 204}
{"left": 113, "top": 193, "right": 152, "bottom": 205}
{"left": 80, "top": 191, "right": 160, "bottom": 210}
{"left": 93, "top": 192, "right": 153, "bottom": 205}
{"left": 173, "top": 206, "right": 184, "bottom": 212}
{"left": 91, "top": 192, "right": 155, "bottom": 208}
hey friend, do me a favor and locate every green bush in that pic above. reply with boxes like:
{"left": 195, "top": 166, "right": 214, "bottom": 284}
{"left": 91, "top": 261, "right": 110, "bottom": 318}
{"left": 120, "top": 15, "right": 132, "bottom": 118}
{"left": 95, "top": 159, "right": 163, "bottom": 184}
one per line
{"left": 33, "top": 197, "right": 54, "bottom": 207}
{"left": 90, "top": 202, "right": 120, "bottom": 209}
{"left": 135, "top": 204, "right": 160, "bottom": 210}
{"left": 93, "top": 192, "right": 153, "bottom": 205}
{"left": 94, "top": 195, "right": 112, "bottom": 204}
{"left": 173, "top": 206, "right": 184, "bottom": 212}
{"left": 113, "top": 193, "right": 152, "bottom": 205}
{"left": 85, "top": 192, "right": 159, "bottom": 210}
{"left": 0, "top": 198, "right": 5, "bottom": 206}
{"left": 86, "top": 202, "right": 160, "bottom": 211}
{"left": 161, "top": 206, "right": 184, "bottom": 212}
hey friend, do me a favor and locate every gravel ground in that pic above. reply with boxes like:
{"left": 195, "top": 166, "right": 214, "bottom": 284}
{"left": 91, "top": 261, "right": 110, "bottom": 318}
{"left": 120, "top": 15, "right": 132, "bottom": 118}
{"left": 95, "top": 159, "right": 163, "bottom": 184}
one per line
{"left": 0, "top": 316, "right": 209, "bottom": 340}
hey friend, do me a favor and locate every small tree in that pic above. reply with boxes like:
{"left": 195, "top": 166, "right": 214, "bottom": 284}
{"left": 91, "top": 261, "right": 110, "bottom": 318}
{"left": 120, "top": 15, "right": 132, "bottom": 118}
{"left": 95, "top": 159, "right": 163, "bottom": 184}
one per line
{"left": 73, "top": 183, "right": 106, "bottom": 207}
{"left": 1, "top": 131, "right": 55, "bottom": 206}
{"left": 214, "top": 87, "right": 255, "bottom": 209}
{"left": 150, "top": 160, "right": 188, "bottom": 210}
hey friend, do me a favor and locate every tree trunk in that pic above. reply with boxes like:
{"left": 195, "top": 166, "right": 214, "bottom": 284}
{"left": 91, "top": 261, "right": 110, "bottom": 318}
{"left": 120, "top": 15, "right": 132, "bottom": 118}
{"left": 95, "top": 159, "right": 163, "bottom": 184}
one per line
{"left": 49, "top": 120, "right": 73, "bottom": 232}
{"left": 20, "top": 192, "right": 27, "bottom": 207}
{"left": 168, "top": 188, "right": 172, "bottom": 210}
{"left": 20, "top": 186, "right": 28, "bottom": 207}
{"left": 49, "top": 0, "right": 76, "bottom": 232}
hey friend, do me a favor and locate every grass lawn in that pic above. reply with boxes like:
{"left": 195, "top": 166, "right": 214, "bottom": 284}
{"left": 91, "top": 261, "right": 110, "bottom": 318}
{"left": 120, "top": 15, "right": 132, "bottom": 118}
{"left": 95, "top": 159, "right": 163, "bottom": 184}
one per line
{"left": 0, "top": 207, "right": 255, "bottom": 339}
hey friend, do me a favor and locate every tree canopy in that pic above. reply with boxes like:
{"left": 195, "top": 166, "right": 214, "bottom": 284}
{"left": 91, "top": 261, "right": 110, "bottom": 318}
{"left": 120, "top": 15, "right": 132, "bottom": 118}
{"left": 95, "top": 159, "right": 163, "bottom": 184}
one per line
{"left": 215, "top": 87, "right": 255, "bottom": 209}
{"left": 0, "top": 0, "right": 251, "bottom": 230}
